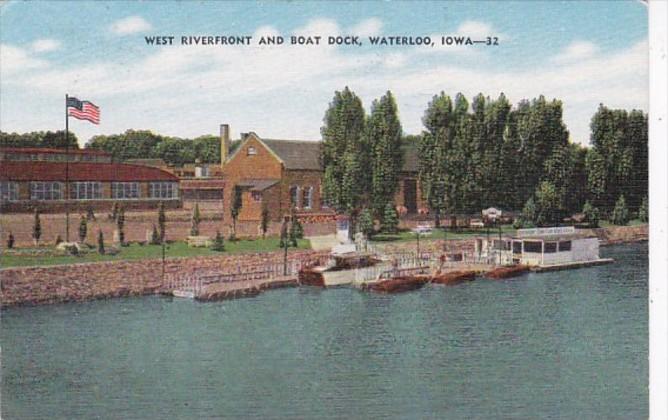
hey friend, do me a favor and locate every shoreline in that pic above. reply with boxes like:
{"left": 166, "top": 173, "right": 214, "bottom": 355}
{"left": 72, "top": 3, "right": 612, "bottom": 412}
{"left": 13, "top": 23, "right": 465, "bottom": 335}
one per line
{"left": 0, "top": 225, "right": 647, "bottom": 308}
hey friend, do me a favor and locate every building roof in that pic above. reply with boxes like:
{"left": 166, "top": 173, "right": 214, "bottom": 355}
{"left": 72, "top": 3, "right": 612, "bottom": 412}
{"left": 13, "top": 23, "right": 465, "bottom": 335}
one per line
{"left": 0, "top": 147, "right": 111, "bottom": 156}
{"left": 258, "top": 137, "right": 420, "bottom": 173}
{"left": 236, "top": 178, "right": 280, "bottom": 191}
{"left": 0, "top": 161, "right": 178, "bottom": 182}
{"left": 125, "top": 158, "right": 168, "bottom": 167}
{"left": 180, "top": 179, "right": 225, "bottom": 190}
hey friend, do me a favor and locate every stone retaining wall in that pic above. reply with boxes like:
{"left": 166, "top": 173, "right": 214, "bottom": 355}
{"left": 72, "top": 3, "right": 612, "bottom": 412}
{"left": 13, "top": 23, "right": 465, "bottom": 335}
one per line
{"left": 0, "top": 250, "right": 328, "bottom": 307}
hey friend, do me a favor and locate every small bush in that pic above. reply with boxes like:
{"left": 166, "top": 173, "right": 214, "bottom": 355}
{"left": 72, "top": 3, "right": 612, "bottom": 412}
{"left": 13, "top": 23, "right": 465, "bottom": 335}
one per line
{"left": 638, "top": 196, "right": 648, "bottom": 223}
{"left": 611, "top": 195, "right": 630, "bottom": 226}
{"left": 211, "top": 230, "right": 225, "bottom": 251}
{"left": 7, "top": 232, "right": 15, "bottom": 249}
{"left": 150, "top": 224, "right": 161, "bottom": 245}
{"left": 582, "top": 201, "right": 600, "bottom": 228}
{"left": 98, "top": 230, "right": 105, "bottom": 255}
{"left": 381, "top": 203, "right": 399, "bottom": 234}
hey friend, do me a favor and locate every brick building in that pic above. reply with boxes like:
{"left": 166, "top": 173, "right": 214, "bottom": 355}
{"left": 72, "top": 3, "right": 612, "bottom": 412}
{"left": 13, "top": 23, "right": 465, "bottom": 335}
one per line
{"left": 1, "top": 147, "right": 180, "bottom": 213}
{"left": 220, "top": 125, "right": 424, "bottom": 222}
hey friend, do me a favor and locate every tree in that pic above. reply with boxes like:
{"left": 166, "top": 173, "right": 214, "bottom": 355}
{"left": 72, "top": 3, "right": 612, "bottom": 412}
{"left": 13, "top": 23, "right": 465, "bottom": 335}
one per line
{"left": 210, "top": 230, "right": 225, "bottom": 251}
{"left": 357, "top": 208, "right": 375, "bottom": 238}
{"left": 97, "top": 230, "right": 105, "bottom": 254}
{"left": 367, "top": 91, "right": 403, "bottom": 218}
{"left": 79, "top": 215, "right": 88, "bottom": 243}
{"left": 260, "top": 204, "right": 270, "bottom": 239}
{"left": 534, "top": 181, "right": 562, "bottom": 226}
{"left": 150, "top": 223, "right": 161, "bottom": 245}
{"left": 7, "top": 232, "right": 15, "bottom": 249}
{"left": 158, "top": 201, "right": 166, "bottom": 242}
{"left": 611, "top": 195, "right": 630, "bottom": 226}
{"left": 32, "top": 209, "right": 41, "bottom": 246}
{"left": 381, "top": 203, "right": 399, "bottom": 234}
{"left": 116, "top": 206, "right": 125, "bottom": 245}
{"left": 279, "top": 216, "right": 289, "bottom": 249}
{"left": 582, "top": 201, "right": 600, "bottom": 228}
{"left": 638, "top": 196, "right": 648, "bottom": 223}
{"left": 230, "top": 187, "right": 242, "bottom": 240}
{"left": 289, "top": 209, "right": 304, "bottom": 247}
{"left": 190, "top": 203, "right": 201, "bottom": 236}
{"left": 321, "top": 87, "right": 368, "bottom": 237}
{"left": 517, "top": 197, "right": 537, "bottom": 228}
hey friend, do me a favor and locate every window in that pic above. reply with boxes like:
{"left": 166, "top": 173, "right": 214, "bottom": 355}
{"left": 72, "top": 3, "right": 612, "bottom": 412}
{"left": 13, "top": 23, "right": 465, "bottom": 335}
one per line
{"left": 149, "top": 182, "right": 178, "bottom": 199}
{"left": 112, "top": 182, "right": 140, "bottom": 199}
{"left": 302, "top": 186, "right": 313, "bottom": 209}
{"left": 523, "top": 241, "right": 542, "bottom": 253}
{"left": 251, "top": 191, "right": 262, "bottom": 202}
{"left": 544, "top": 242, "right": 557, "bottom": 253}
{"left": 558, "top": 240, "right": 572, "bottom": 252}
{"left": 247, "top": 146, "right": 257, "bottom": 156}
{"left": 0, "top": 181, "right": 19, "bottom": 202}
{"left": 70, "top": 182, "right": 102, "bottom": 200}
{"left": 30, "top": 182, "right": 63, "bottom": 200}
{"left": 289, "top": 185, "right": 299, "bottom": 208}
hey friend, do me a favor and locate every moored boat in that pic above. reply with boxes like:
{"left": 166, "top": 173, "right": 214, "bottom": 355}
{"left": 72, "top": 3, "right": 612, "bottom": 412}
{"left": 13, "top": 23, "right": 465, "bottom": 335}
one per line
{"left": 431, "top": 270, "right": 477, "bottom": 285}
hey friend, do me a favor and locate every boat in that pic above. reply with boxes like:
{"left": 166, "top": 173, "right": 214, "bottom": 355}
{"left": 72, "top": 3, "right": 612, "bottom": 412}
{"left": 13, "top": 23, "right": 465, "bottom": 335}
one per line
{"left": 431, "top": 270, "right": 476, "bottom": 285}
{"left": 363, "top": 276, "right": 428, "bottom": 293}
{"left": 299, "top": 251, "right": 383, "bottom": 287}
{"left": 485, "top": 265, "right": 530, "bottom": 279}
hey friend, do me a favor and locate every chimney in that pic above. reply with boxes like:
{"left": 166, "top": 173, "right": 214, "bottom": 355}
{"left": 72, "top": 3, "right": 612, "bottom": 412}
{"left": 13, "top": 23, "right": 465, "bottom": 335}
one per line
{"left": 220, "top": 124, "right": 230, "bottom": 168}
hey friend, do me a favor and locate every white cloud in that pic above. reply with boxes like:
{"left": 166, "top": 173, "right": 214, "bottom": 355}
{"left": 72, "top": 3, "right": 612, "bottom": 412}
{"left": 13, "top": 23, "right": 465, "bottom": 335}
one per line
{"left": 109, "top": 16, "right": 152, "bottom": 35}
{"left": 456, "top": 20, "right": 504, "bottom": 40}
{"left": 31, "top": 38, "right": 61, "bottom": 53}
{"left": 552, "top": 40, "right": 598, "bottom": 64}
{"left": 350, "top": 18, "right": 383, "bottom": 37}
{"left": 292, "top": 18, "right": 339, "bottom": 37}
{"left": 0, "top": 44, "right": 47, "bottom": 75}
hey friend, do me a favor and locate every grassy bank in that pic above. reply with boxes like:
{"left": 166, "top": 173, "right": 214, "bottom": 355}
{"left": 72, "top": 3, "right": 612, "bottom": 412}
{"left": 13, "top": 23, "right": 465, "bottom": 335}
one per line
{"left": 0, "top": 238, "right": 311, "bottom": 268}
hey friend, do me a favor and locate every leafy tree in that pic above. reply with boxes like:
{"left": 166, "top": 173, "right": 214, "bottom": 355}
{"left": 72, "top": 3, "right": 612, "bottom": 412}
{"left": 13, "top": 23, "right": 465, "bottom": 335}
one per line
{"left": 1, "top": 130, "right": 78, "bottom": 149}
{"left": 7, "top": 232, "right": 15, "bottom": 249}
{"left": 381, "top": 203, "right": 399, "bottom": 234}
{"left": 260, "top": 204, "right": 270, "bottom": 239}
{"left": 32, "top": 209, "right": 41, "bottom": 245}
{"left": 518, "top": 197, "right": 537, "bottom": 228}
{"left": 230, "top": 187, "right": 242, "bottom": 240}
{"left": 582, "top": 201, "right": 600, "bottom": 228}
{"left": 357, "top": 208, "right": 375, "bottom": 238}
{"left": 611, "top": 195, "right": 630, "bottom": 226}
{"left": 190, "top": 203, "right": 201, "bottom": 236}
{"left": 79, "top": 215, "right": 88, "bottom": 243}
{"left": 534, "top": 181, "right": 562, "bottom": 226}
{"left": 210, "top": 230, "right": 225, "bottom": 252}
{"left": 321, "top": 87, "right": 368, "bottom": 236}
{"left": 98, "top": 230, "right": 105, "bottom": 254}
{"left": 158, "top": 202, "right": 166, "bottom": 242}
{"left": 638, "top": 196, "right": 648, "bottom": 223}
{"left": 367, "top": 91, "right": 403, "bottom": 218}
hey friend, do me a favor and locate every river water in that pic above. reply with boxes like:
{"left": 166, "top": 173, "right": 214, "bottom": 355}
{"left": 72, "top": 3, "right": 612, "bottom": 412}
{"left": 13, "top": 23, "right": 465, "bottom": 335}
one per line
{"left": 1, "top": 243, "right": 648, "bottom": 419}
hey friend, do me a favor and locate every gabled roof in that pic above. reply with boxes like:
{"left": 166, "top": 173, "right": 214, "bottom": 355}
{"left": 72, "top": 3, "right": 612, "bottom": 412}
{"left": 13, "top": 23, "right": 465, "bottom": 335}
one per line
{"left": 229, "top": 133, "right": 420, "bottom": 173}
{"left": 0, "top": 161, "right": 178, "bottom": 182}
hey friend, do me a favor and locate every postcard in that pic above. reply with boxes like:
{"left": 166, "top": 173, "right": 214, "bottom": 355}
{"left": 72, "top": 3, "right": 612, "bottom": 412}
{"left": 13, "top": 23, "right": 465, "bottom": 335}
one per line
{"left": 0, "top": 1, "right": 660, "bottom": 418}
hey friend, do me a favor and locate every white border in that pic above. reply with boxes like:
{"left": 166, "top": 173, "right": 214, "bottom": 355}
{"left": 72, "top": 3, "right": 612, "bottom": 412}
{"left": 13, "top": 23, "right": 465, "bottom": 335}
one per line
{"left": 649, "top": 1, "right": 667, "bottom": 418}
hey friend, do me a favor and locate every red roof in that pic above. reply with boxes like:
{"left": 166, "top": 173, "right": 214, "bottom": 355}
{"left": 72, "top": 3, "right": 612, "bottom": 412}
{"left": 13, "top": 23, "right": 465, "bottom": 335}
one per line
{"left": 0, "top": 161, "right": 178, "bottom": 182}
{"left": 0, "top": 147, "right": 111, "bottom": 156}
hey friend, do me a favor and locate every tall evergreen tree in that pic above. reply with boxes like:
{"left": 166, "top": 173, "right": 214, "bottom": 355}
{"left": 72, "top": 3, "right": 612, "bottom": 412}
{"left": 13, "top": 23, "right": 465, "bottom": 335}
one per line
{"left": 321, "top": 87, "right": 368, "bottom": 236}
{"left": 190, "top": 203, "right": 201, "bottom": 236}
{"left": 367, "top": 91, "right": 403, "bottom": 219}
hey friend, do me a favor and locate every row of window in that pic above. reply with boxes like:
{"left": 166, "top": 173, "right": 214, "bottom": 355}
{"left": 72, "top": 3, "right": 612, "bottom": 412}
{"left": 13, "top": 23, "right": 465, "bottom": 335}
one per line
{"left": 3, "top": 153, "right": 107, "bottom": 162}
{"left": 0, "top": 181, "right": 178, "bottom": 201}
{"left": 522, "top": 240, "right": 572, "bottom": 254}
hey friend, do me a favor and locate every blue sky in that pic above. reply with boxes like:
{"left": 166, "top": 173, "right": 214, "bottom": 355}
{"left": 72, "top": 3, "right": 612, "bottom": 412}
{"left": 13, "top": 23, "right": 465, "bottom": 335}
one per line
{"left": 0, "top": 1, "right": 648, "bottom": 145}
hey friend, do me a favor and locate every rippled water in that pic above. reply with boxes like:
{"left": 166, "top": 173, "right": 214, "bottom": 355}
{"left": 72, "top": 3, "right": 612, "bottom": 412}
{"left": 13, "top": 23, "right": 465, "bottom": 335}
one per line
{"left": 1, "top": 243, "right": 648, "bottom": 419}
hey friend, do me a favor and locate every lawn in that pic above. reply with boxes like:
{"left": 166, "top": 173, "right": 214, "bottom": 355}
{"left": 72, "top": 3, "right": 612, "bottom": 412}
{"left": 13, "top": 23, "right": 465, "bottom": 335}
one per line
{"left": 0, "top": 237, "right": 311, "bottom": 268}
{"left": 371, "top": 225, "right": 517, "bottom": 243}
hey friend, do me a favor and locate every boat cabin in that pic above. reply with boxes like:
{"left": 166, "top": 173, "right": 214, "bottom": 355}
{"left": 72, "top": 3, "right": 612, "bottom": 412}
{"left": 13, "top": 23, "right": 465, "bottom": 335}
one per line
{"left": 475, "top": 227, "right": 601, "bottom": 267}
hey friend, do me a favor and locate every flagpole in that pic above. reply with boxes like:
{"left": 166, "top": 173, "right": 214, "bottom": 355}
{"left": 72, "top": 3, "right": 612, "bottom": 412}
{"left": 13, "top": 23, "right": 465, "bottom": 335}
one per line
{"left": 65, "top": 93, "right": 70, "bottom": 242}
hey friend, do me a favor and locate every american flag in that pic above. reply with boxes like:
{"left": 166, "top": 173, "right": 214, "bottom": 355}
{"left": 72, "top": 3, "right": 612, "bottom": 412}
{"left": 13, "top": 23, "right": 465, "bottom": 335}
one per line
{"left": 67, "top": 97, "right": 100, "bottom": 125}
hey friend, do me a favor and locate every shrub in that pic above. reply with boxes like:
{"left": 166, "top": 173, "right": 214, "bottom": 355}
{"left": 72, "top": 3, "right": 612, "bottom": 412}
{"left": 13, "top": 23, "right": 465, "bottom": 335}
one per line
{"left": 582, "top": 201, "right": 600, "bottom": 228}
{"left": 32, "top": 209, "right": 41, "bottom": 245}
{"left": 358, "top": 208, "right": 374, "bottom": 238}
{"left": 381, "top": 202, "right": 399, "bottom": 234}
{"left": 7, "top": 232, "right": 15, "bottom": 249}
{"left": 150, "top": 223, "right": 161, "bottom": 245}
{"left": 190, "top": 203, "right": 201, "bottom": 236}
{"left": 260, "top": 204, "right": 270, "bottom": 239}
{"left": 98, "top": 230, "right": 105, "bottom": 254}
{"left": 158, "top": 201, "right": 166, "bottom": 242}
{"left": 79, "top": 215, "right": 88, "bottom": 243}
{"left": 289, "top": 209, "right": 304, "bottom": 246}
{"left": 210, "top": 230, "right": 225, "bottom": 251}
{"left": 116, "top": 206, "right": 125, "bottom": 245}
{"left": 638, "top": 196, "right": 648, "bottom": 223}
{"left": 611, "top": 195, "right": 630, "bottom": 226}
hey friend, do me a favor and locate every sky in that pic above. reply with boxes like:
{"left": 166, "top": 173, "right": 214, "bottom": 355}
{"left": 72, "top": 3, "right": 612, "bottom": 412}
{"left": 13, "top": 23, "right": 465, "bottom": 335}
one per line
{"left": 0, "top": 1, "right": 648, "bottom": 147}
